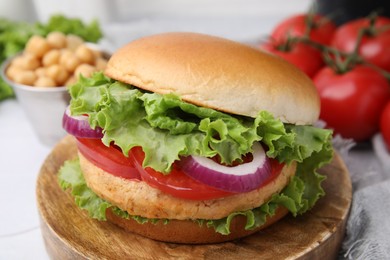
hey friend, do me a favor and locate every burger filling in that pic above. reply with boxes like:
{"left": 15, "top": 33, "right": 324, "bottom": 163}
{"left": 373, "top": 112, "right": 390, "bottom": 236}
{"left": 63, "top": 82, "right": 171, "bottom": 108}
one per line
{"left": 59, "top": 72, "right": 333, "bottom": 235}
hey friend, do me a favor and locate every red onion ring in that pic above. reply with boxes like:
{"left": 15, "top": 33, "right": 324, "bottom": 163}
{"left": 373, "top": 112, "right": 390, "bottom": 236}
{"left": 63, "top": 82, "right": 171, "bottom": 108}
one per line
{"left": 179, "top": 142, "right": 271, "bottom": 193}
{"left": 62, "top": 106, "right": 103, "bottom": 139}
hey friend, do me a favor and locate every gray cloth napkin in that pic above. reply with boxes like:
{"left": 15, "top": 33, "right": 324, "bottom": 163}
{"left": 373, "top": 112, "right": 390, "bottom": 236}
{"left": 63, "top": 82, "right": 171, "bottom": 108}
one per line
{"left": 335, "top": 135, "right": 390, "bottom": 259}
{"left": 341, "top": 179, "right": 390, "bottom": 259}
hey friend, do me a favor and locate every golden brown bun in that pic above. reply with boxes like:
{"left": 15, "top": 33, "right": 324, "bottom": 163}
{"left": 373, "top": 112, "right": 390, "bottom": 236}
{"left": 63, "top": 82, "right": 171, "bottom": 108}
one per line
{"left": 106, "top": 205, "right": 289, "bottom": 244}
{"left": 79, "top": 152, "right": 296, "bottom": 220}
{"left": 105, "top": 32, "right": 320, "bottom": 125}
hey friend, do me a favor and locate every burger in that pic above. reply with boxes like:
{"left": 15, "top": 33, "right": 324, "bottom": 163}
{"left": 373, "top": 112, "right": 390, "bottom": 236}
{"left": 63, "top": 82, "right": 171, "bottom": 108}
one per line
{"left": 59, "top": 32, "right": 333, "bottom": 244}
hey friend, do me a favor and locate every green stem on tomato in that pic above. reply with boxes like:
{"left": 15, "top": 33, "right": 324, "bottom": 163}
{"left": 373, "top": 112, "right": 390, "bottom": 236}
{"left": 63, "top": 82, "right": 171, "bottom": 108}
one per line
{"left": 304, "top": 12, "right": 316, "bottom": 37}
{"left": 268, "top": 11, "right": 390, "bottom": 78}
{"left": 274, "top": 33, "right": 303, "bottom": 52}
{"left": 377, "top": 24, "right": 390, "bottom": 34}
{"left": 363, "top": 63, "right": 390, "bottom": 81}
{"left": 295, "top": 37, "right": 359, "bottom": 74}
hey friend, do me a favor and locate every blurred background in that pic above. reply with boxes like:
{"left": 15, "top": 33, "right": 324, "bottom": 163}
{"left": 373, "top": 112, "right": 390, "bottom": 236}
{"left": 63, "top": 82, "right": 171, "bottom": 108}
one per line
{"left": 0, "top": 0, "right": 312, "bottom": 50}
{"left": 2, "top": 0, "right": 389, "bottom": 50}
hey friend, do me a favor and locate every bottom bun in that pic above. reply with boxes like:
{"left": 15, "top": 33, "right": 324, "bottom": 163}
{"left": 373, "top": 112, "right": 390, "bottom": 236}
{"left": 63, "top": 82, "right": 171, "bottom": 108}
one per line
{"left": 106, "top": 206, "right": 289, "bottom": 244}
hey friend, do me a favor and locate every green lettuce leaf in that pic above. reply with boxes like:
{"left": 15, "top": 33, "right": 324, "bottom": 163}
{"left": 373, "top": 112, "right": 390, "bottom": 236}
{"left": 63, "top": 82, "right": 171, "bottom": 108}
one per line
{"left": 0, "top": 78, "right": 14, "bottom": 101}
{"left": 59, "top": 160, "right": 170, "bottom": 225}
{"left": 58, "top": 160, "right": 110, "bottom": 220}
{"left": 42, "top": 15, "right": 102, "bottom": 43}
{"left": 62, "top": 72, "right": 333, "bottom": 234}
{"left": 69, "top": 72, "right": 333, "bottom": 174}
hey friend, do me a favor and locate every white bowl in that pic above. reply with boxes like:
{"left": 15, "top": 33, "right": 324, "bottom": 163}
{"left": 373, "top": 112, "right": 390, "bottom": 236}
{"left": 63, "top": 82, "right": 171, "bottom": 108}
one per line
{"left": 1, "top": 57, "right": 70, "bottom": 146}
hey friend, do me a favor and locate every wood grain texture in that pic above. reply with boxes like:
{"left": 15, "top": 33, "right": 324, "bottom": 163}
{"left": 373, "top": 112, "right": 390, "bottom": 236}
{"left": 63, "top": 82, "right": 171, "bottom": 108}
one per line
{"left": 36, "top": 135, "right": 352, "bottom": 260}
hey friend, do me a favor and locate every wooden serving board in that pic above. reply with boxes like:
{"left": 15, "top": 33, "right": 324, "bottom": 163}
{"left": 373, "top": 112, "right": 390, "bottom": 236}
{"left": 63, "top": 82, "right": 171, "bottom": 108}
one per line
{"left": 36, "top": 135, "right": 352, "bottom": 260}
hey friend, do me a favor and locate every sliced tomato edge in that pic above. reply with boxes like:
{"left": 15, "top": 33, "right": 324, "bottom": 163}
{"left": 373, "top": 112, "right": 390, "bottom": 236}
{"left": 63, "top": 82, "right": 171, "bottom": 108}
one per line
{"left": 75, "top": 137, "right": 285, "bottom": 201}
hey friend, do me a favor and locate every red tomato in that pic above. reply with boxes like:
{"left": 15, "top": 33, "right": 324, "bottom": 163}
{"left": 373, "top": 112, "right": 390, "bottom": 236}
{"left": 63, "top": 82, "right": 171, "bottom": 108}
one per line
{"left": 76, "top": 138, "right": 233, "bottom": 200}
{"left": 76, "top": 138, "right": 284, "bottom": 200}
{"left": 313, "top": 65, "right": 390, "bottom": 141}
{"left": 331, "top": 16, "right": 390, "bottom": 71}
{"left": 77, "top": 138, "right": 141, "bottom": 180}
{"left": 380, "top": 102, "right": 390, "bottom": 151}
{"left": 271, "top": 14, "right": 337, "bottom": 45}
{"left": 261, "top": 42, "right": 324, "bottom": 78}
{"left": 131, "top": 147, "right": 235, "bottom": 200}
{"left": 133, "top": 148, "right": 284, "bottom": 200}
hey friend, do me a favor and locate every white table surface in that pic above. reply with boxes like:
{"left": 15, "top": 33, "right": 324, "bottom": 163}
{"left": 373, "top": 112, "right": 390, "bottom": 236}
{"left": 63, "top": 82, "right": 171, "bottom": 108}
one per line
{"left": 0, "top": 99, "right": 50, "bottom": 259}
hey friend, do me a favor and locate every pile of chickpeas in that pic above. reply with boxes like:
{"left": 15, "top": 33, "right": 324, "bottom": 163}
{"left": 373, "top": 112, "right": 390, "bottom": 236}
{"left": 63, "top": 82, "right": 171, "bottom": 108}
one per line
{"left": 6, "top": 31, "right": 108, "bottom": 87}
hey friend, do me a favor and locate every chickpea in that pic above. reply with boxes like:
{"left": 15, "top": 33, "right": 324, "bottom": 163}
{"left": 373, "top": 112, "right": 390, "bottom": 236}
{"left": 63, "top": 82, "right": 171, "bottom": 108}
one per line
{"left": 65, "top": 76, "right": 77, "bottom": 86}
{"left": 9, "top": 56, "right": 25, "bottom": 69}
{"left": 59, "top": 49, "right": 73, "bottom": 67}
{"left": 34, "top": 76, "right": 56, "bottom": 87}
{"left": 45, "top": 64, "right": 59, "bottom": 79}
{"left": 45, "top": 64, "right": 69, "bottom": 86}
{"left": 25, "top": 35, "right": 51, "bottom": 58}
{"left": 42, "top": 49, "right": 61, "bottom": 67}
{"left": 11, "top": 54, "right": 40, "bottom": 70}
{"left": 35, "top": 67, "right": 46, "bottom": 77}
{"left": 6, "top": 65, "right": 23, "bottom": 81}
{"left": 46, "top": 31, "right": 67, "bottom": 49}
{"left": 66, "top": 34, "right": 83, "bottom": 51}
{"left": 13, "top": 70, "right": 37, "bottom": 85}
{"left": 23, "top": 53, "right": 41, "bottom": 70}
{"left": 74, "top": 64, "right": 96, "bottom": 78}
{"left": 75, "top": 45, "right": 95, "bottom": 64}
{"left": 63, "top": 55, "right": 81, "bottom": 72}
{"left": 95, "top": 57, "right": 108, "bottom": 71}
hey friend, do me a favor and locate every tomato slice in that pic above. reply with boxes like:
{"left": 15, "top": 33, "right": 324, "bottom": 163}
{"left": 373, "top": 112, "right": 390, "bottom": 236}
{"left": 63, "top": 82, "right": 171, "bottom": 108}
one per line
{"left": 131, "top": 147, "right": 234, "bottom": 200}
{"left": 76, "top": 138, "right": 141, "bottom": 180}
{"left": 76, "top": 138, "right": 284, "bottom": 201}
{"left": 131, "top": 147, "right": 284, "bottom": 200}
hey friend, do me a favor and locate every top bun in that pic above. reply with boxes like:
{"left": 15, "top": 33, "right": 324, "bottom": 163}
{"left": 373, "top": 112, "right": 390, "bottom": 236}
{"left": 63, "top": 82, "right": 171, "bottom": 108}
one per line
{"left": 105, "top": 32, "right": 320, "bottom": 125}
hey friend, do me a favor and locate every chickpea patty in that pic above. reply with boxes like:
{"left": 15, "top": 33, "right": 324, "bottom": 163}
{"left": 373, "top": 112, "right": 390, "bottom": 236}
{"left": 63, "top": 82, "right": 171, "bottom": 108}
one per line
{"left": 79, "top": 152, "right": 296, "bottom": 220}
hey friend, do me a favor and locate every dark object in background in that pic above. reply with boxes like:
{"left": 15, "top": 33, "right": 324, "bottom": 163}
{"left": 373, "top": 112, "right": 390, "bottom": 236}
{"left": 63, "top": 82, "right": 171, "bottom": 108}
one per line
{"left": 314, "top": 0, "right": 390, "bottom": 25}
